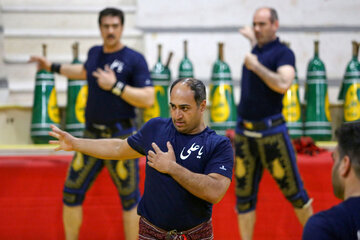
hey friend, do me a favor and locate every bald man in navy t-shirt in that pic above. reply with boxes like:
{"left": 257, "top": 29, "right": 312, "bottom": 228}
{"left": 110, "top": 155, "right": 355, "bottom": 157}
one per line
{"left": 49, "top": 78, "right": 234, "bottom": 240}
{"left": 234, "top": 7, "right": 313, "bottom": 240}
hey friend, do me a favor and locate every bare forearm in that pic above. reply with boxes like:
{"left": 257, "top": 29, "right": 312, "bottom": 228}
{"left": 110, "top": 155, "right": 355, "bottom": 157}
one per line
{"left": 50, "top": 124, "right": 143, "bottom": 160}
{"left": 29, "top": 56, "right": 86, "bottom": 80}
{"left": 59, "top": 64, "right": 87, "bottom": 80}
{"left": 252, "top": 63, "right": 291, "bottom": 94}
{"left": 72, "top": 138, "right": 143, "bottom": 160}
{"left": 169, "top": 163, "right": 229, "bottom": 204}
{"left": 71, "top": 138, "right": 123, "bottom": 159}
{"left": 121, "top": 86, "right": 155, "bottom": 108}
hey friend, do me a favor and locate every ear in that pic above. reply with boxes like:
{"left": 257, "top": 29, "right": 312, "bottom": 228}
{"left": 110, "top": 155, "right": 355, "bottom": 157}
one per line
{"left": 273, "top": 20, "right": 279, "bottom": 31}
{"left": 339, "top": 156, "right": 351, "bottom": 177}
{"left": 200, "top": 100, "right": 207, "bottom": 112}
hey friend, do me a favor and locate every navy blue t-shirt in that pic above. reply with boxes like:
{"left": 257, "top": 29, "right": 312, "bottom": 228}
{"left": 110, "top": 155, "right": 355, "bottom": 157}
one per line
{"left": 302, "top": 197, "right": 360, "bottom": 240}
{"left": 84, "top": 46, "right": 152, "bottom": 124}
{"left": 237, "top": 38, "right": 295, "bottom": 121}
{"left": 127, "top": 118, "right": 234, "bottom": 231}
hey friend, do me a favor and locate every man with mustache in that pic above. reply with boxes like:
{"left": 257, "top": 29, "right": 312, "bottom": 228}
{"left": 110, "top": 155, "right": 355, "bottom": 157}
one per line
{"left": 303, "top": 122, "right": 360, "bottom": 240}
{"left": 48, "top": 78, "right": 234, "bottom": 240}
{"left": 234, "top": 7, "right": 313, "bottom": 240}
{"left": 30, "top": 8, "right": 154, "bottom": 240}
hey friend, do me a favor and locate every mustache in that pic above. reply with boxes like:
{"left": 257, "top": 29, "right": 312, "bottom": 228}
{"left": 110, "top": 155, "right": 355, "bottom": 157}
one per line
{"left": 107, "top": 35, "right": 115, "bottom": 39}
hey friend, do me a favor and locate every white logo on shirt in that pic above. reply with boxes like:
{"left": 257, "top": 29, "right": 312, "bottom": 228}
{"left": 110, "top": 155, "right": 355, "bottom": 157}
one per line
{"left": 110, "top": 60, "right": 124, "bottom": 73}
{"left": 197, "top": 146, "right": 203, "bottom": 159}
{"left": 220, "top": 165, "right": 227, "bottom": 171}
{"left": 180, "top": 143, "right": 204, "bottom": 160}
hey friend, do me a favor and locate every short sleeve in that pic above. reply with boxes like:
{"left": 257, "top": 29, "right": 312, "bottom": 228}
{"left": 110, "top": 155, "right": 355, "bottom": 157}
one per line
{"left": 302, "top": 213, "right": 334, "bottom": 240}
{"left": 83, "top": 46, "right": 102, "bottom": 73}
{"left": 204, "top": 137, "right": 234, "bottom": 180}
{"left": 127, "top": 118, "right": 158, "bottom": 155}
{"left": 83, "top": 47, "right": 93, "bottom": 71}
{"left": 276, "top": 47, "right": 295, "bottom": 69}
{"left": 132, "top": 55, "right": 152, "bottom": 87}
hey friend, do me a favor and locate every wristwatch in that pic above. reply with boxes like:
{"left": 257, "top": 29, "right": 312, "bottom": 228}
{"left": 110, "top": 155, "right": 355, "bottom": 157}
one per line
{"left": 111, "top": 81, "right": 125, "bottom": 96}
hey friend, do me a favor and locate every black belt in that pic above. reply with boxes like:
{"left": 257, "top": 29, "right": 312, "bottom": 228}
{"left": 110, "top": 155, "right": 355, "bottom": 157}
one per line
{"left": 241, "top": 117, "right": 285, "bottom": 131}
{"left": 87, "top": 119, "right": 134, "bottom": 138}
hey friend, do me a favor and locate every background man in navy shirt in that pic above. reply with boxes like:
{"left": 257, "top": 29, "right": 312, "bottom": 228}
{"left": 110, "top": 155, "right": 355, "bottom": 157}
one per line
{"left": 234, "top": 7, "right": 313, "bottom": 240}
{"left": 48, "top": 78, "right": 234, "bottom": 240}
{"left": 30, "top": 8, "right": 154, "bottom": 240}
{"left": 303, "top": 121, "right": 360, "bottom": 240}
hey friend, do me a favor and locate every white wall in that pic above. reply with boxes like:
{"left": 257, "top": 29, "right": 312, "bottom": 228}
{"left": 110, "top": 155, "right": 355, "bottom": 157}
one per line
{"left": 1, "top": 0, "right": 141, "bottom": 107}
{"left": 137, "top": 0, "right": 360, "bottom": 27}
{"left": 136, "top": 0, "right": 360, "bottom": 103}
{"left": 0, "top": 0, "right": 140, "bottom": 144}
{"left": 0, "top": 7, "right": 9, "bottom": 104}
{"left": 0, "top": 0, "right": 359, "bottom": 144}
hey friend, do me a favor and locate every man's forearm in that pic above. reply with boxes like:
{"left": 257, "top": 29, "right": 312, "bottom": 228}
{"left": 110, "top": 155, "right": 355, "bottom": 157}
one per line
{"left": 72, "top": 138, "right": 141, "bottom": 160}
{"left": 252, "top": 63, "right": 291, "bottom": 94}
{"left": 121, "top": 86, "right": 155, "bottom": 108}
{"left": 59, "top": 63, "right": 87, "bottom": 80}
{"left": 168, "top": 163, "right": 230, "bottom": 204}
{"left": 72, "top": 138, "right": 123, "bottom": 159}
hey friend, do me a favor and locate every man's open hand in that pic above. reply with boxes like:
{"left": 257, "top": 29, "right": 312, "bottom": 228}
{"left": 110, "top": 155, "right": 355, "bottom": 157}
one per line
{"left": 92, "top": 65, "right": 117, "bottom": 90}
{"left": 49, "top": 125, "right": 77, "bottom": 151}
{"left": 147, "top": 141, "right": 176, "bottom": 174}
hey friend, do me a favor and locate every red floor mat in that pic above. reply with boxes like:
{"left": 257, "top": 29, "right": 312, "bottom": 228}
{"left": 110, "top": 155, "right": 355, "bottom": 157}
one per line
{"left": 0, "top": 152, "right": 339, "bottom": 240}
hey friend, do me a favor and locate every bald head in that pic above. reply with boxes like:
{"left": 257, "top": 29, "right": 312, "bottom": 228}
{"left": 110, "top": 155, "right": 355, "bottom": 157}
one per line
{"left": 253, "top": 7, "right": 279, "bottom": 47}
{"left": 170, "top": 78, "right": 206, "bottom": 106}
{"left": 255, "top": 7, "right": 278, "bottom": 23}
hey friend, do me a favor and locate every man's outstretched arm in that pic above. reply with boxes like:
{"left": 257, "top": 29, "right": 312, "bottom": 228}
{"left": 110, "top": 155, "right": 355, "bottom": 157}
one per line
{"left": 29, "top": 56, "right": 87, "bottom": 80}
{"left": 49, "top": 125, "right": 143, "bottom": 160}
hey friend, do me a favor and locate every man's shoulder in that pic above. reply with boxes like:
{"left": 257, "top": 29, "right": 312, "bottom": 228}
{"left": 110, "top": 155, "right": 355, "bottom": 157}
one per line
{"left": 271, "top": 40, "right": 295, "bottom": 66}
{"left": 209, "top": 130, "right": 230, "bottom": 142}
{"left": 86, "top": 45, "right": 103, "bottom": 63}
{"left": 307, "top": 202, "right": 350, "bottom": 229}
{"left": 303, "top": 200, "right": 359, "bottom": 240}
{"left": 123, "top": 46, "right": 146, "bottom": 59}
{"left": 204, "top": 128, "right": 232, "bottom": 149}
{"left": 308, "top": 207, "right": 335, "bottom": 223}
{"left": 274, "top": 41, "right": 294, "bottom": 56}
{"left": 88, "top": 45, "right": 102, "bottom": 54}
{"left": 303, "top": 207, "right": 336, "bottom": 239}
{"left": 144, "top": 117, "right": 172, "bottom": 129}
